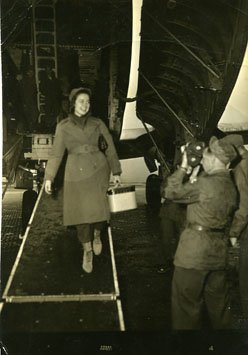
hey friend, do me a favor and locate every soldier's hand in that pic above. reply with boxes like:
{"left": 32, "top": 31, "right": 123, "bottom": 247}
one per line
{"left": 229, "top": 237, "right": 238, "bottom": 247}
{"left": 181, "top": 152, "right": 188, "bottom": 168}
{"left": 180, "top": 145, "right": 191, "bottom": 173}
{"left": 45, "top": 180, "right": 52, "bottom": 194}
{"left": 190, "top": 165, "right": 201, "bottom": 183}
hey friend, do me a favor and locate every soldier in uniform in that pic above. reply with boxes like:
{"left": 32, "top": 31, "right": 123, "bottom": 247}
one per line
{"left": 219, "top": 134, "right": 248, "bottom": 319}
{"left": 18, "top": 67, "right": 39, "bottom": 132}
{"left": 164, "top": 137, "right": 237, "bottom": 329}
{"left": 45, "top": 87, "right": 122, "bottom": 273}
{"left": 40, "top": 64, "right": 62, "bottom": 131}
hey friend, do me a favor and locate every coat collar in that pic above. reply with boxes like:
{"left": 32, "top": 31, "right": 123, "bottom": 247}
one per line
{"left": 69, "top": 112, "right": 92, "bottom": 129}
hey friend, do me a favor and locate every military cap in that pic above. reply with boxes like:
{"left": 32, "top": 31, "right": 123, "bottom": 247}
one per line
{"left": 219, "top": 134, "right": 244, "bottom": 148}
{"left": 69, "top": 87, "right": 92, "bottom": 102}
{"left": 209, "top": 136, "right": 237, "bottom": 164}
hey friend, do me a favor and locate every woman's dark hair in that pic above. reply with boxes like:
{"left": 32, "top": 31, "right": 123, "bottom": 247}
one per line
{"left": 69, "top": 87, "right": 92, "bottom": 113}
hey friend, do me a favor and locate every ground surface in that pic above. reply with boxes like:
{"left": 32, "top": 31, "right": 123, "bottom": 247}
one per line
{"left": 1, "top": 185, "right": 248, "bottom": 354}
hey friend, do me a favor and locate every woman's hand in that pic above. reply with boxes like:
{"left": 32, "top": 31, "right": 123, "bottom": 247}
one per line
{"left": 229, "top": 237, "right": 238, "bottom": 247}
{"left": 113, "top": 175, "right": 121, "bottom": 186}
{"left": 45, "top": 180, "right": 52, "bottom": 194}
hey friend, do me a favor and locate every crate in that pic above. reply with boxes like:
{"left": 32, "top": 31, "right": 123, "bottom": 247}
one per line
{"left": 24, "top": 134, "right": 54, "bottom": 160}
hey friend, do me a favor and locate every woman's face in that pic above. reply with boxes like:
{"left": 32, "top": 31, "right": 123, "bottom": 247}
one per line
{"left": 74, "top": 93, "right": 90, "bottom": 116}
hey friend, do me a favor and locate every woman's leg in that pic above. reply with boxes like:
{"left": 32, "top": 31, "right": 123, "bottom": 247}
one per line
{"left": 93, "top": 221, "right": 106, "bottom": 231}
{"left": 91, "top": 221, "right": 106, "bottom": 255}
{"left": 76, "top": 224, "right": 93, "bottom": 273}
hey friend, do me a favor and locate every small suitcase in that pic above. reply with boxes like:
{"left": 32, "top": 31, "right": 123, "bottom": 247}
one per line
{"left": 107, "top": 185, "right": 137, "bottom": 213}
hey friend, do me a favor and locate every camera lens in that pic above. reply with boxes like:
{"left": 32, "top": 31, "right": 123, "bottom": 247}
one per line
{"left": 186, "top": 141, "right": 205, "bottom": 167}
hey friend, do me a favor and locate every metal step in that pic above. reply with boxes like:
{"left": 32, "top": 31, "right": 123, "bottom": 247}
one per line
{"left": 3, "top": 190, "right": 118, "bottom": 298}
{"left": 1, "top": 301, "right": 121, "bottom": 332}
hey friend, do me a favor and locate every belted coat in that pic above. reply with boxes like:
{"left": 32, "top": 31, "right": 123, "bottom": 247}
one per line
{"left": 45, "top": 113, "right": 122, "bottom": 225}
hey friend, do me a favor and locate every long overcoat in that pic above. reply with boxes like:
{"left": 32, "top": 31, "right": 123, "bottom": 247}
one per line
{"left": 45, "top": 113, "right": 122, "bottom": 225}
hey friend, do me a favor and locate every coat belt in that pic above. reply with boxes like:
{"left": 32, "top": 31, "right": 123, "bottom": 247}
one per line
{"left": 187, "top": 223, "right": 225, "bottom": 233}
{"left": 69, "top": 144, "right": 99, "bottom": 154}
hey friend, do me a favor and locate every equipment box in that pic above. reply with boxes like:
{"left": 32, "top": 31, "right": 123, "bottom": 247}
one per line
{"left": 108, "top": 185, "right": 137, "bottom": 213}
{"left": 24, "top": 134, "right": 54, "bottom": 160}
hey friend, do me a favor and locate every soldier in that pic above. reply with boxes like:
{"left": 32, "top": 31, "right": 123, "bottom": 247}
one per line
{"left": 164, "top": 136, "right": 237, "bottom": 329}
{"left": 219, "top": 134, "right": 248, "bottom": 319}
{"left": 18, "top": 67, "right": 39, "bottom": 132}
{"left": 40, "top": 64, "right": 62, "bottom": 131}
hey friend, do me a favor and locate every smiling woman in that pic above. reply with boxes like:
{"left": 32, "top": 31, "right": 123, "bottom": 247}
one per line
{"left": 73, "top": 92, "right": 90, "bottom": 116}
{"left": 69, "top": 87, "right": 92, "bottom": 116}
{"left": 44, "top": 87, "right": 122, "bottom": 273}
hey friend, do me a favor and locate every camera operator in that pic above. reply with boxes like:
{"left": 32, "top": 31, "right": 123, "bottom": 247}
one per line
{"left": 158, "top": 141, "right": 204, "bottom": 273}
{"left": 163, "top": 136, "right": 237, "bottom": 329}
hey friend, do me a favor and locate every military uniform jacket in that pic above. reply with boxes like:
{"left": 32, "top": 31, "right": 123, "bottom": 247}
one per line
{"left": 45, "top": 114, "right": 122, "bottom": 226}
{"left": 164, "top": 168, "right": 237, "bottom": 270}
{"left": 229, "top": 151, "right": 248, "bottom": 237}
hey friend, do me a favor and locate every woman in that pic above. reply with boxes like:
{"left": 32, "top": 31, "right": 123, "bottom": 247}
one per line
{"left": 45, "top": 87, "right": 122, "bottom": 273}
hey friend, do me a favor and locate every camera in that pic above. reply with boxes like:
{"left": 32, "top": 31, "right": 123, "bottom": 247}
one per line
{"left": 185, "top": 141, "right": 205, "bottom": 167}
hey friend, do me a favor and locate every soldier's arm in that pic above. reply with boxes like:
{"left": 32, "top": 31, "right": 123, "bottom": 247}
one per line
{"left": 164, "top": 168, "right": 200, "bottom": 204}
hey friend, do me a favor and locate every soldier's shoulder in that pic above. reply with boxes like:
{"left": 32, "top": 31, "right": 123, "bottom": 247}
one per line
{"left": 196, "top": 172, "right": 209, "bottom": 185}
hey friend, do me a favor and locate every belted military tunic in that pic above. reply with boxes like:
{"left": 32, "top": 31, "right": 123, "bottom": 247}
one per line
{"left": 45, "top": 113, "right": 122, "bottom": 226}
{"left": 164, "top": 168, "right": 237, "bottom": 270}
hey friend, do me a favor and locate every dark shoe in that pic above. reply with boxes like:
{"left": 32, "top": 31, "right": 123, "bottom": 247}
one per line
{"left": 93, "top": 230, "right": 102, "bottom": 255}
